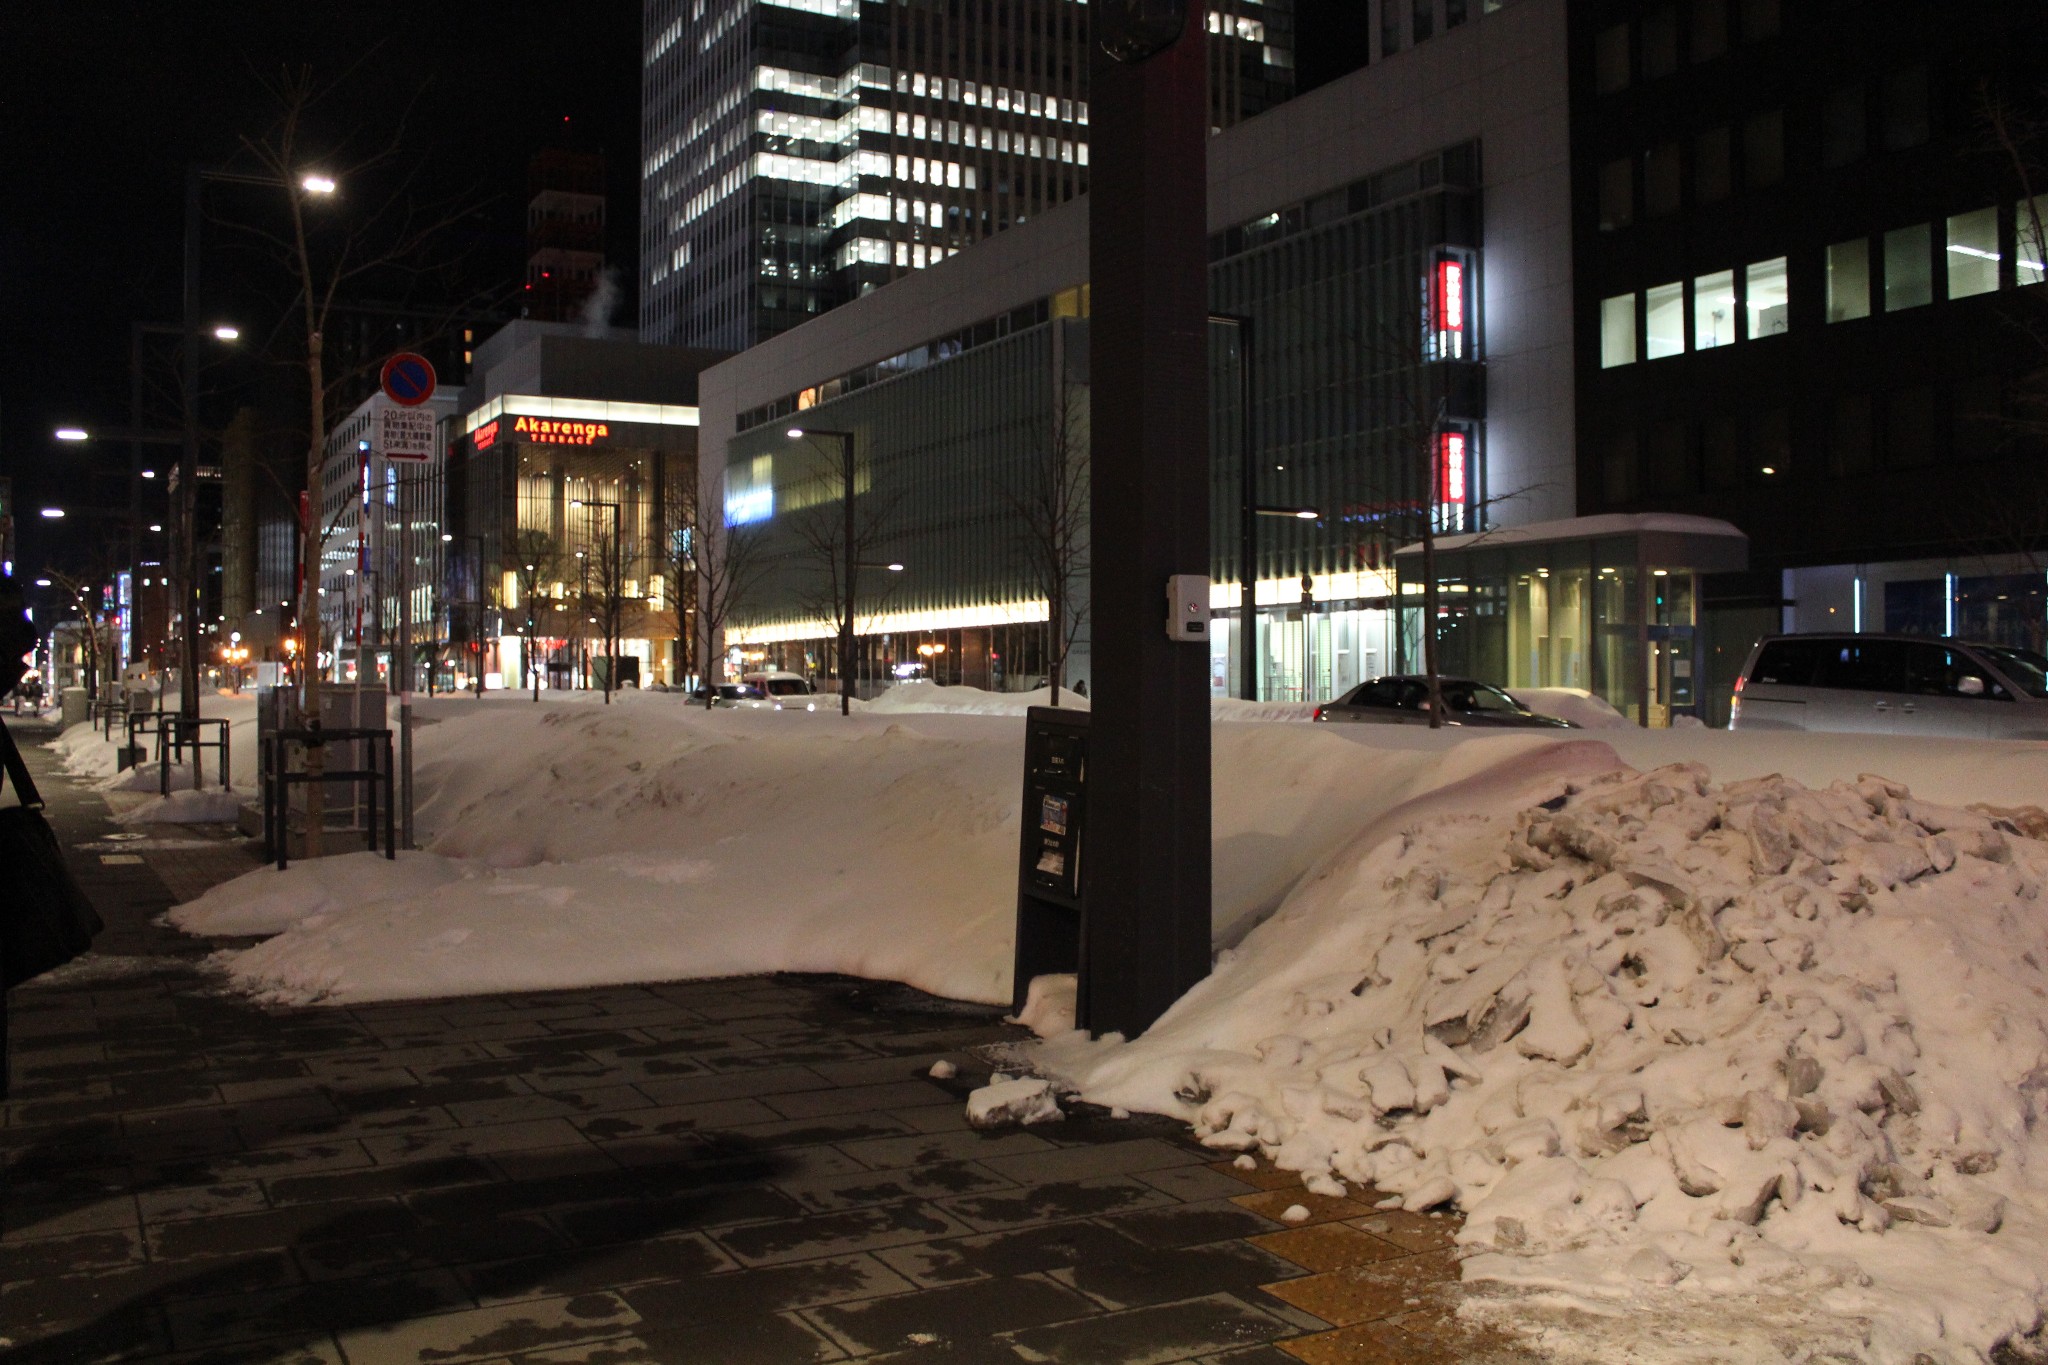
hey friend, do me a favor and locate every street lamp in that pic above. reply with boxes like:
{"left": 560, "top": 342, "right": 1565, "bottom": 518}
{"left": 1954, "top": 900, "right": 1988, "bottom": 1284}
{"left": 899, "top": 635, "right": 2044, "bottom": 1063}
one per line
{"left": 787, "top": 426, "right": 863, "bottom": 715}
{"left": 184, "top": 164, "right": 334, "bottom": 723}
{"left": 54, "top": 428, "right": 88, "bottom": 443}
{"left": 570, "top": 497, "right": 623, "bottom": 703}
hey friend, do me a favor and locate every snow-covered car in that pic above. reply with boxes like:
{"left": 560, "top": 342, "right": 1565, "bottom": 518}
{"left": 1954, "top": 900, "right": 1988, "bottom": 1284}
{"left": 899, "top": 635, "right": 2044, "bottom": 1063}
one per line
{"left": 1312, "top": 675, "right": 1575, "bottom": 728}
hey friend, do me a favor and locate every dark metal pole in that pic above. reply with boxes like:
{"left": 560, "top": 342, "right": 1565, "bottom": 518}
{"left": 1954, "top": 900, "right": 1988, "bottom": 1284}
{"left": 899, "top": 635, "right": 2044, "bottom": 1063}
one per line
{"left": 606, "top": 497, "right": 614, "bottom": 699}
{"left": 1087, "top": 6, "right": 1211, "bottom": 1038}
{"left": 842, "top": 432, "right": 856, "bottom": 715}
{"left": 1211, "top": 313, "right": 1256, "bottom": 701}
{"left": 128, "top": 326, "right": 146, "bottom": 681}
{"left": 178, "top": 169, "right": 203, "bottom": 724}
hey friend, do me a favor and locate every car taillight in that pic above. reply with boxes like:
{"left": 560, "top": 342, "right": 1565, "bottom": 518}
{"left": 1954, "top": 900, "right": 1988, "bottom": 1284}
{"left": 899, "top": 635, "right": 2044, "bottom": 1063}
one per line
{"left": 1733, "top": 674, "right": 1745, "bottom": 693}
{"left": 1312, "top": 706, "right": 1327, "bottom": 722}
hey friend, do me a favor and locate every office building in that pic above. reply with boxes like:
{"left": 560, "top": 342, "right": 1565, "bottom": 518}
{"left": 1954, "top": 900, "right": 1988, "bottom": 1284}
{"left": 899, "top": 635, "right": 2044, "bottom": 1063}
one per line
{"left": 640, "top": 0, "right": 1296, "bottom": 352}
{"left": 693, "top": 0, "right": 2048, "bottom": 725}
{"left": 442, "top": 321, "right": 726, "bottom": 691}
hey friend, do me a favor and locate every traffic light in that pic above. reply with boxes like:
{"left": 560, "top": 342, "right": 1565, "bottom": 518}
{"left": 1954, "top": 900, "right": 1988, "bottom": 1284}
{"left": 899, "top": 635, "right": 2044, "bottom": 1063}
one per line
{"left": 1098, "top": 0, "right": 1187, "bottom": 63}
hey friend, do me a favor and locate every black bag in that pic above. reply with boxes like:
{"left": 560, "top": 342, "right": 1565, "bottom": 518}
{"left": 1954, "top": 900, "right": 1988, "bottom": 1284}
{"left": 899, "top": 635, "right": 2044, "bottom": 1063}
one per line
{"left": 1, "top": 717, "right": 104, "bottom": 989}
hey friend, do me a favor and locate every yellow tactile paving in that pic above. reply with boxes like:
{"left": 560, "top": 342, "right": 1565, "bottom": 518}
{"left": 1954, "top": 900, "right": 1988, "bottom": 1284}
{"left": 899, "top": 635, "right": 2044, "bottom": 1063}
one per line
{"left": 1251, "top": 1221, "right": 1412, "bottom": 1273}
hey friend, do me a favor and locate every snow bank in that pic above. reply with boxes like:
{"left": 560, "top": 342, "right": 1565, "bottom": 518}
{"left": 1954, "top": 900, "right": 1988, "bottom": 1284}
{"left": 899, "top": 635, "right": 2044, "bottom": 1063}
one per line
{"left": 861, "top": 681, "right": 1315, "bottom": 724}
{"left": 1030, "top": 762, "right": 2048, "bottom": 1362}
{"left": 169, "top": 698, "right": 1600, "bottom": 1006}
{"left": 50, "top": 693, "right": 262, "bottom": 792}
{"left": 860, "top": 682, "right": 1077, "bottom": 716}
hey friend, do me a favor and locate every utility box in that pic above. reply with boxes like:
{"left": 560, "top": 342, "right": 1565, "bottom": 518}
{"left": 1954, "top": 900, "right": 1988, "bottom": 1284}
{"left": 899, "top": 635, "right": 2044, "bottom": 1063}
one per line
{"left": 1013, "top": 706, "right": 1090, "bottom": 1024}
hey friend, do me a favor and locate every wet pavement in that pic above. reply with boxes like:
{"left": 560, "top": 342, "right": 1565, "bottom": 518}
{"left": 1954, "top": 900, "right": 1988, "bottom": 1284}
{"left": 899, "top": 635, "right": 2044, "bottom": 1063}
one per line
{"left": 1, "top": 717, "right": 1491, "bottom": 1364}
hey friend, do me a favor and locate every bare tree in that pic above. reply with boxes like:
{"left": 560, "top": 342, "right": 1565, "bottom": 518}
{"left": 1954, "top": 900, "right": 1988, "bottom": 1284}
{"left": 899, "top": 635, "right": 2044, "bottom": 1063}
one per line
{"left": 1010, "top": 357, "right": 1090, "bottom": 703}
{"left": 510, "top": 529, "right": 563, "bottom": 702}
{"left": 665, "top": 478, "right": 766, "bottom": 707}
{"left": 224, "top": 62, "right": 499, "bottom": 720}
{"left": 576, "top": 519, "right": 643, "bottom": 704}
{"left": 787, "top": 446, "right": 902, "bottom": 715}
{"left": 44, "top": 568, "right": 119, "bottom": 704}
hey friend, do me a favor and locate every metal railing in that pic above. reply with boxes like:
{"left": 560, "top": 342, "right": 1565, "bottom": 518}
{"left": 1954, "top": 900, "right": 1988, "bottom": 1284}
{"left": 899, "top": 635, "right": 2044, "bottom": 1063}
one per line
{"left": 264, "top": 726, "right": 395, "bottom": 870}
{"left": 159, "top": 715, "right": 230, "bottom": 796}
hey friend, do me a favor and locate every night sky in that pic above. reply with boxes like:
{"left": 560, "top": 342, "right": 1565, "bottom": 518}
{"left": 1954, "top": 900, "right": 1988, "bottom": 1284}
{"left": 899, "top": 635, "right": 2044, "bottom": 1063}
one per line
{"left": 2, "top": 1, "right": 1365, "bottom": 586}
{"left": 1, "top": 1, "right": 645, "bottom": 583}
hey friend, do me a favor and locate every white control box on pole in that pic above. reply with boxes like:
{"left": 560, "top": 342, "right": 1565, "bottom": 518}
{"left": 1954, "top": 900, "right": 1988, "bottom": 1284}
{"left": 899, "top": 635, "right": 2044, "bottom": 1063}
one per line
{"left": 1165, "top": 575, "right": 1210, "bottom": 641}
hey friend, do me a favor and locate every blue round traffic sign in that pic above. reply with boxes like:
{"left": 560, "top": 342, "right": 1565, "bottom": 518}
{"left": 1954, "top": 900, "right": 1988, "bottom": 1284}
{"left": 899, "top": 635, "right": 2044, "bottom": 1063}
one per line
{"left": 380, "top": 352, "right": 437, "bottom": 407}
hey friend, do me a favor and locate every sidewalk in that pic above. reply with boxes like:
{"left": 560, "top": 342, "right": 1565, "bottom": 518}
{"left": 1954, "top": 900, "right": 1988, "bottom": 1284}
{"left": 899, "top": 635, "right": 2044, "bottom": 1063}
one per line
{"left": 1, "top": 719, "right": 1503, "bottom": 1365}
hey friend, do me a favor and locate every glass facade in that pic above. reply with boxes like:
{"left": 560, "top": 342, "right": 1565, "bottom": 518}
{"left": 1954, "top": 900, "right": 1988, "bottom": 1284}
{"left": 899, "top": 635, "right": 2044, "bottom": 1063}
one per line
{"left": 725, "top": 141, "right": 1487, "bottom": 704}
{"left": 450, "top": 422, "right": 695, "bottom": 692}
{"left": 1399, "top": 526, "right": 1741, "bottom": 726}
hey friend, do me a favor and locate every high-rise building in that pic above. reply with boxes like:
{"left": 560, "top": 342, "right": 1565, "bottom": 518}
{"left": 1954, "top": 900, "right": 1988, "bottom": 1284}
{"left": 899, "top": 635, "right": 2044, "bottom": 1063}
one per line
{"left": 524, "top": 148, "right": 610, "bottom": 324}
{"left": 640, "top": 0, "right": 1296, "bottom": 351}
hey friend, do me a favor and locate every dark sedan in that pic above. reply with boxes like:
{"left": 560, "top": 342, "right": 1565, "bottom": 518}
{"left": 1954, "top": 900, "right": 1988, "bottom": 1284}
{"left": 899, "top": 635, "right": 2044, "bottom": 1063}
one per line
{"left": 1312, "top": 675, "right": 1575, "bottom": 728}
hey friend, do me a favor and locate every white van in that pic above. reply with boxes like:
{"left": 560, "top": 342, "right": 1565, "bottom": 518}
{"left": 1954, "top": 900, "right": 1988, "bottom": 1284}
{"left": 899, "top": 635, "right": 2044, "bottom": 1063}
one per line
{"left": 1730, "top": 634, "right": 2048, "bottom": 740}
{"left": 740, "top": 670, "right": 821, "bottom": 711}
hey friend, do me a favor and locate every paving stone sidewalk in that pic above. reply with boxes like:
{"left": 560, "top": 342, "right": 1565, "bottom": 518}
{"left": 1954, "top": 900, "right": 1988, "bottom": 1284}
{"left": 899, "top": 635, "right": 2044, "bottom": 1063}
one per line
{"left": 0, "top": 717, "right": 1502, "bottom": 1365}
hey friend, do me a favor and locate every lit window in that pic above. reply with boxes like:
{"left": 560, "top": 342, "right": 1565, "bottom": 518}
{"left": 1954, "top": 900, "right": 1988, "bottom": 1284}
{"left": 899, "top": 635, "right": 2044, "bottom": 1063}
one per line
{"left": 1745, "top": 257, "right": 1788, "bottom": 336}
{"left": 1827, "top": 238, "right": 1871, "bottom": 321}
{"left": 1601, "top": 294, "right": 1637, "bottom": 368}
{"left": 1946, "top": 209, "right": 1999, "bottom": 298}
{"left": 1694, "top": 269, "right": 1736, "bottom": 349}
{"left": 1645, "top": 281, "right": 1685, "bottom": 358}
{"left": 1884, "top": 223, "right": 1933, "bottom": 311}
{"left": 2022, "top": 195, "right": 2048, "bottom": 286}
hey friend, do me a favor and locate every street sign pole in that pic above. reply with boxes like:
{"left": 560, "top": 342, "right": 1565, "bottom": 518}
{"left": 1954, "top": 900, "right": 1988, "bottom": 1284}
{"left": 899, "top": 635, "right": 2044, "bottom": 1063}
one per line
{"left": 1085, "top": 1, "right": 1211, "bottom": 1037}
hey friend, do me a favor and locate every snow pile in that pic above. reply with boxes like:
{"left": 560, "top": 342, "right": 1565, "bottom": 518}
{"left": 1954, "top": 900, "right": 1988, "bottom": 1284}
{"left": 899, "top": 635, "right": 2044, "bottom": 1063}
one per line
{"left": 171, "top": 700, "right": 1526, "bottom": 1004}
{"left": 1512, "top": 686, "right": 1631, "bottom": 730}
{"left": 861, "top": 682, "right": 1078, "bottom": 716}
{"left": 1033, "top": 763, "right": 2048, "bottom": 1361}
{"left": 49, "top": 719, "right": 123, "bottom": 779}
{"left": 966, "top": 1075, "right": 1066, "bottom": 1128}
{"left": 860, "top": 681, "right": 1315, "bottom": 724}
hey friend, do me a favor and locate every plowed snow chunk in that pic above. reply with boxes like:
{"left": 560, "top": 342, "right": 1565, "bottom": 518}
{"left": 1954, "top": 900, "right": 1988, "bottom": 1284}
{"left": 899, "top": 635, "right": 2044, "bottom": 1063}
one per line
{"left": 965, "top": 1076, "right": 1063, "bottom": 1128}
{"left": 1023, "top": 759, "right": 2048, "bottom": 1364}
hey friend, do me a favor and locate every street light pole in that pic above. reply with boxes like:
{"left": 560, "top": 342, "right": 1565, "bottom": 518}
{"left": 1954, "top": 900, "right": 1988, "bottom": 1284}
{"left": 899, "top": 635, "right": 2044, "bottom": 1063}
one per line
{"left": 1210, "top": 313, "right": 1258, "bottom": 701}
{"left": 179, "top": 169, "right": 205, "bottom": 728}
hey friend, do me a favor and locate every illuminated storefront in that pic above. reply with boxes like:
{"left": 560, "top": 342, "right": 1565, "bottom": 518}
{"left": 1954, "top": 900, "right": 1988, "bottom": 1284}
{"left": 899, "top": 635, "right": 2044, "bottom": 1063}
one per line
{"left": 443, "top": 322, "right": 718, "bottom": 692}
{"left": 1396, "top": 513, "right": 1747, "bottom": 726}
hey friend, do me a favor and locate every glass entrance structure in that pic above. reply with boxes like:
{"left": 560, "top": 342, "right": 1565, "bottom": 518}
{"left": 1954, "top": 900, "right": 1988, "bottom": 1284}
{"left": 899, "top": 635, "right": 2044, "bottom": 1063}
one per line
{"left": 1394, "top": 513, "right": 1745, "bottom": 725}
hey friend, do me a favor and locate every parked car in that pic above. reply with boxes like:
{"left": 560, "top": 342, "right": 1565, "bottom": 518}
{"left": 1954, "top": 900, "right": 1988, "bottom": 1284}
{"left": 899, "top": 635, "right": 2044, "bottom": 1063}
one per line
{"left": 690, "top": 683, "right": 771, "bottom": 708}
{"left": 742, "top": 669, "right": 817, "bottom": 699}
{"left": 1729, "top": 634, "right": 2048, "bottom": 739}
{"left": 1312, "top": 675, "right": 1576, "bottom": 728}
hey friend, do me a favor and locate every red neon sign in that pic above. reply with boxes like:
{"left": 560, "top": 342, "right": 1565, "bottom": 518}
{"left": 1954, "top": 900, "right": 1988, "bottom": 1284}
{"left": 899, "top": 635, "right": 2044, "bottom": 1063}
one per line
{"left": 474, "top": 419, "right": 499, "bottom": 451}
{"left": 1440, "top": 431, "right": 1468, "bottom": 505}
{"left": 1437, "top": 258, "right": 1464, "bottom": 333}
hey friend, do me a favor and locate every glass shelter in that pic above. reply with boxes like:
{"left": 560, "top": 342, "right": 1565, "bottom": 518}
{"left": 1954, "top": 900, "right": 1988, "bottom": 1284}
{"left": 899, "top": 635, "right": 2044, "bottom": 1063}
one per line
{"left": 1394, "top": 514, "right": 1746, "bottom": 726}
